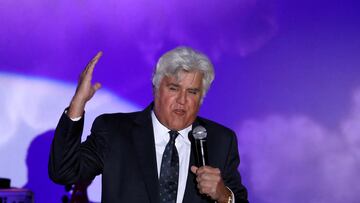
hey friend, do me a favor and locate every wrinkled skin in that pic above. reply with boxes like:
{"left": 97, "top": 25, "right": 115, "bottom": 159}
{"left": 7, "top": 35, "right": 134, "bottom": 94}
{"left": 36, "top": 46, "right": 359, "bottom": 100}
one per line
{"left": 153, "top": 70, "right": 203, "bottom": 131}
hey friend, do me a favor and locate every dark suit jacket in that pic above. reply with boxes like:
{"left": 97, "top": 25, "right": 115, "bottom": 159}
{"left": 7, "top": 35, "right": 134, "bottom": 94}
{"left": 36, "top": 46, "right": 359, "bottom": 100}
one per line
{"left": 49, "top": 104, "right": 248, "bottom": 203}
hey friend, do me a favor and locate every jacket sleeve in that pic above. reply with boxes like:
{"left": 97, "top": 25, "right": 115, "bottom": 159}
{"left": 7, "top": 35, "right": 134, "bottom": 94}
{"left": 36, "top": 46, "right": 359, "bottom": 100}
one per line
{"left": 48, "top": 110, "right": 107, "bottom": 185}
{"left": 223, "top": 131, "right": 249, "bottom": 203}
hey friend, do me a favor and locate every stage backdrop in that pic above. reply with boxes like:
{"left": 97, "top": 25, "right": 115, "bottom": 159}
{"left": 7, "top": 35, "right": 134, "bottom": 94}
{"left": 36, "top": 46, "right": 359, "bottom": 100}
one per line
{"left": 1, "top": 0, "right": 360, "bottom": 202}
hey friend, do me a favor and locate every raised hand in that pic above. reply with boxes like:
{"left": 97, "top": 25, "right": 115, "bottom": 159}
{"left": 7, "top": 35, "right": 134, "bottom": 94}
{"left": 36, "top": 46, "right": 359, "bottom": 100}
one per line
{"left": 67, "top": 51, "right": 103, "bottom": 118}
{"left": 191, "top": 165, "right": 232, "bottom": 203}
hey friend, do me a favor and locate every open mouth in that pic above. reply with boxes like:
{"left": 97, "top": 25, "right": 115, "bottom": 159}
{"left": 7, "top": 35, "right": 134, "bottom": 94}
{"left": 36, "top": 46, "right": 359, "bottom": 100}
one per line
{"left": 173, "top": 109, "right": 186, "bottom": 116}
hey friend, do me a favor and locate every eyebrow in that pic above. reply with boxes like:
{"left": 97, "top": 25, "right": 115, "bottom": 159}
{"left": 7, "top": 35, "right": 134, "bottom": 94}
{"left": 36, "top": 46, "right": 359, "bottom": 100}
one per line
{"left": 167, "top": 83, "right": 180, "bottom": 87}
{"left": 167, "top": 83, "right": 201, "bottom": 93}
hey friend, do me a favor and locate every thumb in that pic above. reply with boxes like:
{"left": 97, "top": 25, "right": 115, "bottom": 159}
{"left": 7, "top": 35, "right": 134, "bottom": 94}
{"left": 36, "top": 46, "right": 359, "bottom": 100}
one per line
{"left": 190, "top": 166, "right": 198, "bottom": 174}
{"left": 93, "top": 82, "right": 102, "bottom": 91}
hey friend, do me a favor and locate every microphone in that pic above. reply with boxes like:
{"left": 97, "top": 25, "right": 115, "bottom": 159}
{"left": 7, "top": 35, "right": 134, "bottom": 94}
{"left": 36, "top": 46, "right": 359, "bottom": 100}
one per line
{"left": 192, "top": 125, "right": 208, "bottom": 166}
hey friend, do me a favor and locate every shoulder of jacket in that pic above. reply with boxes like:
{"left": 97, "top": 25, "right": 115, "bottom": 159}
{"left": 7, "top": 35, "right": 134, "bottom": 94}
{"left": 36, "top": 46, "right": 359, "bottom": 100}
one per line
{"left": 197, "top": 116, "right": 236, "bottom": 136}
{"left": 94, "top": 111, "right": 142, "bottom": 123}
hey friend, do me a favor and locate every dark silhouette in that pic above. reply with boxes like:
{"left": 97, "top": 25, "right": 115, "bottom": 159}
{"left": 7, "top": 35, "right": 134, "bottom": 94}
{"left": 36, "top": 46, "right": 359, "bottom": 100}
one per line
{"left": 23, "top": 130, "right": 65, "bottom": 203}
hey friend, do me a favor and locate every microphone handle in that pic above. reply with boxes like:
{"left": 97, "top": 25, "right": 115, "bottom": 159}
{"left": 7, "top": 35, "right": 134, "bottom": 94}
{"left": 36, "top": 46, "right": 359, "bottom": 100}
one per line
{"left": 194, "top": 139, "right": 208, "bottom": 166}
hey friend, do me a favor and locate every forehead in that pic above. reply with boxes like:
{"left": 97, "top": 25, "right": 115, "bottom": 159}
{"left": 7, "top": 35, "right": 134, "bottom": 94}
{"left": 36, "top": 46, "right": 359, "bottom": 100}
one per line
{"left": 163, "top": 70, "right": 203, "bottom": 87}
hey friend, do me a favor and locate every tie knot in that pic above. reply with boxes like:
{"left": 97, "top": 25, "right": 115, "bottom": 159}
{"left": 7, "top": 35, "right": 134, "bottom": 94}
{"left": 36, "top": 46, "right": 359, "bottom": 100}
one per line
{"left": 169, "top": 130, "right": 179, "bottom": 141}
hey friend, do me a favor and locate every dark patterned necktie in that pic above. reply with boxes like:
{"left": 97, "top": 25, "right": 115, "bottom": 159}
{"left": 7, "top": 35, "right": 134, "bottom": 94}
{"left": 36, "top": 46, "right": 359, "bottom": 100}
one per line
{"left": 159, "top": 130, "right": 179, "bottom": 203}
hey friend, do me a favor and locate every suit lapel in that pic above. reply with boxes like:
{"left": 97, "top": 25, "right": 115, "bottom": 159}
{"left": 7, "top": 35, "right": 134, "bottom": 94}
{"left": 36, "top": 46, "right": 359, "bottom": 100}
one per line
{"left": 131, "top": 104, "right": 159, "bottom": 203}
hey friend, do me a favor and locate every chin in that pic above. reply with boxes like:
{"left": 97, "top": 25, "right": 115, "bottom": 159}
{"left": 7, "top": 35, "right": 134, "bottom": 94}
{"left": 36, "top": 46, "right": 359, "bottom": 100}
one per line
{"left": 169, "top": 123, "right": 186, "bottom": 131}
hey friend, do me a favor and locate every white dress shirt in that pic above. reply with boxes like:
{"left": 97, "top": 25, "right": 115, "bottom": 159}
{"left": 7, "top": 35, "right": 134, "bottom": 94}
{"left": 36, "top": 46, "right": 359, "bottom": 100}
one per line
{"left": 151, "top": 111, "right": 192, "bottom": 203}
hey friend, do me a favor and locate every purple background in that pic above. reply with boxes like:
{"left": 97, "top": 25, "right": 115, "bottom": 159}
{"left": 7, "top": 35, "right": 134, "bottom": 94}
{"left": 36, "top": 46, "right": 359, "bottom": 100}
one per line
{"left": 1, "top": 0, "right": 360, "bottom": 202}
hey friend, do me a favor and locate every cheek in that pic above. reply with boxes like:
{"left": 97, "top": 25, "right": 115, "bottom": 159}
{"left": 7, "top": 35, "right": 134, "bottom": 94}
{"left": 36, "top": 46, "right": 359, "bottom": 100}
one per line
{"left": 187, "top": 99, "right": 201, "bottom": 114}
{"left": 189, "top": 96, "right": 201, "bottom": 106}
{"left": 164, "top": 95, "right": 177, "bottom": 106}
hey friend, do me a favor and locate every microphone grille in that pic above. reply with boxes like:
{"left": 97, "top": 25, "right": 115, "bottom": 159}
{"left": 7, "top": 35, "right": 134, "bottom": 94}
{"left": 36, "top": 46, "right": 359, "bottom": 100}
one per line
{"left": 193, "top": 125, "right": 207, "bottom": 140}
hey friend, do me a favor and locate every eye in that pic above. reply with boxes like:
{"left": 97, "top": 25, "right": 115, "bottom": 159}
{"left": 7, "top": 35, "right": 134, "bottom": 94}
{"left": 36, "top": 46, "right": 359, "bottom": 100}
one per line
{"left": 188, "top": 89, "right": 199, "bottom": 95}
{"left": 168, "top": 86, "right": 178, "bottom": 91}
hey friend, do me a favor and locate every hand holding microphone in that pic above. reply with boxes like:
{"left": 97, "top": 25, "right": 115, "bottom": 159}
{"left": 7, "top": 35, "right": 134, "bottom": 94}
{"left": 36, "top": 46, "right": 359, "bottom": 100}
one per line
{"left": 190, "top": 126, "right": 232, "bottom": 203}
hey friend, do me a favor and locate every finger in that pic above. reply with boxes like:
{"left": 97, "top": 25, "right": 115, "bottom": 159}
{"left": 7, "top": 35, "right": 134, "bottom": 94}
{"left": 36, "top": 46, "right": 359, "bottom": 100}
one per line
{"left": 191, "top": 166, "right": 199, "bottom": 174}
{"left": 197, "top": 183, "right": 204, "bottom": 194}
{"left": 83, "top": 51, "right": 103, "bottom": 77}
{"left": 195, "top": 166, "right": 208, "bottom": 174}
{"left": 197, "top": 173, "right": 215, "bottom": 183}
{"left": 197, "top": 182, "right": 214, "bottom": 196}
{"left": 93, "top": 82, "right": 102, "bottom": 91}
{"left": 208, "top": 167, "right": 221, "bottom": 175}
{"left": 198, "top": 166, "right": 220, "bottom": 175}
{"left": 84, "top": 52, "right": 101, "bottom": 72}
{"left": 86, "top": 51, "right": 103, "bottom": 75}
{"left": 198, "top": 181, "right": 213, "bottom": 190}
{"left": 88, "top": 51, "right": 103, "bottom": 67}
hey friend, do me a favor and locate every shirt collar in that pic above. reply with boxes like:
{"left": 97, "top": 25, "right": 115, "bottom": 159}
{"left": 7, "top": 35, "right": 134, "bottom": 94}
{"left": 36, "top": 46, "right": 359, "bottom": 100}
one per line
{"left": 151, "top": 110, "right": 192, "bottom": 143}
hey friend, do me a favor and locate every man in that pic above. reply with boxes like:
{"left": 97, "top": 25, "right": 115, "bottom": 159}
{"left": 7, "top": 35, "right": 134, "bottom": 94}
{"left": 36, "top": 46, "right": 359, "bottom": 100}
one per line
{"left": 49, "top": 47, "right": 249, "bottom": 203}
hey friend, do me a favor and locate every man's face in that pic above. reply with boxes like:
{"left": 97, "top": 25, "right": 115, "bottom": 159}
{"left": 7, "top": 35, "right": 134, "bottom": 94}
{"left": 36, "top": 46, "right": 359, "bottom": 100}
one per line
{"left": 154, "top": 70, "right": 203, "bottom": 131}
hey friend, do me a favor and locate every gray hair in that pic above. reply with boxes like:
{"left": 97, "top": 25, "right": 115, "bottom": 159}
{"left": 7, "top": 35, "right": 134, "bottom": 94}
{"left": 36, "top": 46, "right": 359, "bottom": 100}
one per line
{"left": 152, "top": 46, "right": 215, "bottom": 99}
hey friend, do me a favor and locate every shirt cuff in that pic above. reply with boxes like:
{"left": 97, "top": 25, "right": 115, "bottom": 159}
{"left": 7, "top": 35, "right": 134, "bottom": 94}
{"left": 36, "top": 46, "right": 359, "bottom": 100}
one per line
{"left": 227, "top": 186, "right": 235, "bottom": 203}
{"left": 216, "top": 187, "right": 235, "bottom": 203}
{"left": 64, "top": 110, "right": 82, "bottom": 121}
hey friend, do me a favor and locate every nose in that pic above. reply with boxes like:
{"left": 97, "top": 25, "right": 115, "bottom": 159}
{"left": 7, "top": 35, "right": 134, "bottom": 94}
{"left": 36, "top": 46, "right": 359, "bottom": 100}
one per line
{"left": 176, "top": 90, "right": 186, "bottom": 104}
